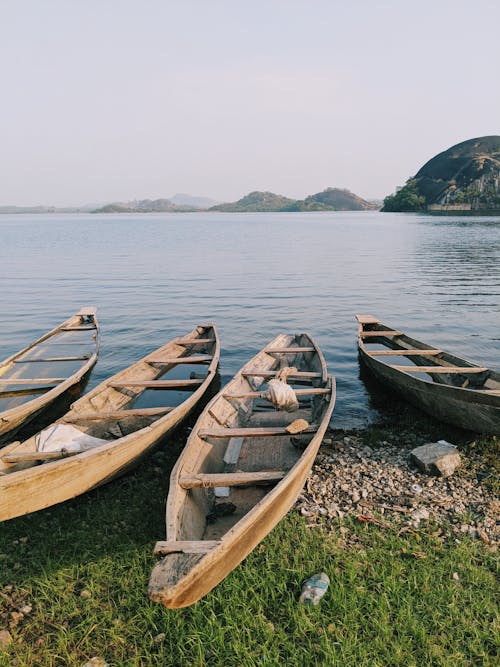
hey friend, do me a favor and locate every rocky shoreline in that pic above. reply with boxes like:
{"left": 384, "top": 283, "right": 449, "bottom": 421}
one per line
{"left": 297, "top": 427, "right": 498, "bottom": 548}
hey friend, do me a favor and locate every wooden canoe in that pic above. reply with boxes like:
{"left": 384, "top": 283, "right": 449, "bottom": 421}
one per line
{"left": 148, "top": 332, "right": 335, "bottom": 608}
{"left": 356, "top": 314, "right": 500, "bottom": 434}
{"left": 0, "top": 307, "right": 100, "bottom": 443}
{"left": 0, "top": 323, "right": 219, "bottom": 521}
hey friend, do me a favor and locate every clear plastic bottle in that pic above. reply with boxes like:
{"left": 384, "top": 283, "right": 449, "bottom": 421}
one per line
{"left": 299, "top": 572, "right": 330, "bottom": 606}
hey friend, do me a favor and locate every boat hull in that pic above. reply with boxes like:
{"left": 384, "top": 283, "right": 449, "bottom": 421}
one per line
{"left": 0, "top": 324, "right": 219, "bottom": 521}
{"left": 356, "top": 315, "right": 500, "bottom": 435}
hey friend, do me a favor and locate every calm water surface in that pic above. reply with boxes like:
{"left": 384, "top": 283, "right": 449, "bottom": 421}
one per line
{"left": 0, "top": 211, "right": 499, "bottom": 427}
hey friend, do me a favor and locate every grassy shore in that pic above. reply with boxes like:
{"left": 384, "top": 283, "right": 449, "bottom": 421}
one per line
{"left": 0, "top": 414, "right": 498, "bottom": 667}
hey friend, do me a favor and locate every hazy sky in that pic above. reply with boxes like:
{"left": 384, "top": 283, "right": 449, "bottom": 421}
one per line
{"left": 1, "top": 0, "right": 499, "bottom": 206}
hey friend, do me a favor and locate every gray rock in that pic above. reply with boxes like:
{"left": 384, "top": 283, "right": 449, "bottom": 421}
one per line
{"left": 410, "top": 442, "right": 461, "bottom": 477}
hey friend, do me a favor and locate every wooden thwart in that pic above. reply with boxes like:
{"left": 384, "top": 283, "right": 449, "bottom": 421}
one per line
{"left": 59, "top": 326, "right": 96, "bottom": 331}
{"left": 2, "top": 449, "right": 80, "bottom": 463}
{"left": 109, "top": 379, "right": 204, "bottom": 389}
{"left": 360, "top": 330, "right": 401, "bottom": 338}
{"left": 392, "top": 365, "right": 488, "bottom": 374}
{"left": 14, "top": 355, "right": 90, "bottom": 363}
{"left": 265, "top": 347, "right": 315, "bottom": 353}
{"left": 154, "top": 540, "right": 220, "bottom": 556}
{"left": 179, "top": 470, "right": 286, "bottom": 489}
{"left": 0, "top": 378, "right": 65, "bottom": 385}
{"left": 224, "top": 387, "right": 330, "bottom": 400}
{"left": 176, "top": 338, "right": 215, "bottom": 345}
{"left": 0, "top": 386, "right": 55, "bottom": 398}
{"left": 148, "top": 355, "right": 212, "bottom": 365}
{"left": 367, "top": 349, "right": 442, "bottom": 357}
{"left": 199, "top": 425, "right": 316, "bottom": 439}
{"left": 63, "top": 406, "right": 174, "bottom": 422}
{"left": 242, "top": 369, "right": 321, "bottom": 379}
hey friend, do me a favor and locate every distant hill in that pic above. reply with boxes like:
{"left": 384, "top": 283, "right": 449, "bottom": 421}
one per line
{"left": 298, "top": 188, "right": 377, "bottom": 211}
{"left": 210, "top": 188, "right": 376, "bottom": 212}
{"left": 211, "top": 191, "right": 297, "bottom": 212}
{"left": 383, "top": 136, "right": 500, "bottom": 212}
{"left": 170, "top": 193, "right": 221, "bottom": 209}
{"left": 92, "top": 198, "right": 196, "bottom": 213}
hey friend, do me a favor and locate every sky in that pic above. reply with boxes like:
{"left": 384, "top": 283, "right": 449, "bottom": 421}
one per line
{"left": 0, "top": 0, "right": 499, "bottom": 206}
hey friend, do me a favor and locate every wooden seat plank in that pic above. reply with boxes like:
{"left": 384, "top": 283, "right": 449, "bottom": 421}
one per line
{"left": 242, "top": 370, "right": 321, "bottom": 379}
{"left": 199, "top": 425, "right": 317, "bottom": 439}
{"left": 179, "top": 470, "right": 286, "bottom": 489}
{"left": 153, "top": 540, "right": 220, "bottom": 556}
{"left": 0, "top": 378, "right": 66, "bottom": 385}
{"left": 59, "top": 326, "right": 96, "bottom": 331}
{"left": 224, "top": 387, "right": 330, "bottom": 400}
{"left": 176, "top": 338, "right": 215, "bottom": 345}
{"left": 14, "top": 355, "right": 90, "bottom": 363}
{"left": 392, "top": 365, "right": 488, "bottom": 374}
{"left": 361, "top": 330, "right": 401, "bottom": 337}
{"left": 63, "top": 406, "right": 174, "bottom": 422}
{"left": 265, "top": 347, "right": 315, "bottom": 353}
{"left": 356, "top": 314, "right": 380, "bottom": 324}
{"left": 2, "top": 449, "right": 81, "bottom": 463}
{"left": 109, "top": 379, "right": 204, "bottom": 389}
{"left": 147, "top": 355, "right": 212, "bottom": 365}
{"left": 367, "top": 349, "right": 442, "bottom": 357}
{"left": 0, "top": 386, "right": 55, "bottom": 398}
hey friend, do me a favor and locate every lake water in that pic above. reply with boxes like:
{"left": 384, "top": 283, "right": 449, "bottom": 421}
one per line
{"left": 0, "top": 211, "right": 499, "bottom": 428}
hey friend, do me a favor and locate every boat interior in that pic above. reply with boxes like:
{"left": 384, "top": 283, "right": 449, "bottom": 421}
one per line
{"left": 0, "top": 324, "right": 218, "bottom": 474}
{"left": 0, "top": 312, "right": 98, "bottom": 412}
{"left": 166, "top": 333, "right": 332, "bottom": 548}
{"left": 358, "top": 316, "right": 500, "bottom": 393}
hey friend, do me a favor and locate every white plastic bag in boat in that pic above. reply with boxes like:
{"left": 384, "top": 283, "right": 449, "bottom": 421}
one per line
{"left": 264, "top": 378, "right": 299, "bottom": 412}
{"left": 36, "top": 424, "right": 107, "bottom": 454}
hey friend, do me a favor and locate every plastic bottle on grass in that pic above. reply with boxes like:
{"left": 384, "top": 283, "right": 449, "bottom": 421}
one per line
{"left": 299, "top": 572, "right": 330, "bottom": 606}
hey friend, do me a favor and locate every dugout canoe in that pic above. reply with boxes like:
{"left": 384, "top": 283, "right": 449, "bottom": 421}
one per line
{"left": 356, "top": 314, "right": 500, "bottom": 434}
{"left": 0, "top": 307, "right": 100, "bottom": 443}
{"left": 148, "top": 332, "right": 335, "bottom": 608}
{"left": 0, "top": 323, "right": 219, "bottom": 521}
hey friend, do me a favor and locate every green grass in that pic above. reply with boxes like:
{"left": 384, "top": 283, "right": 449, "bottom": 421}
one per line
{"left": 0, "top": 429, "right": 498, "bottom": 667}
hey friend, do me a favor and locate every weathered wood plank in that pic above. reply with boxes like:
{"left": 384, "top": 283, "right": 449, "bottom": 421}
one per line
{"left": 367, "top": 349, "right": 442, "bottom": 357}
{"left": 392, "top": 365, "right": 488, "bottom": 374}
{"left": 63, "top": 406, "right": 174, "bottom": 422}
{"left": 14, "top": 355, "right": 90, "bottom": 363}
{"left": 109, "top": 379, "right": 204, "bottom": 389}
{"left": 148, "top": 355, "right": 212, "bottom": 365}
{"left": 179, "top": 470, "right": 286, "bottom": 489}
{"left": 265, "top": 347, "right": 315, "bottom": 353}
{"left": 176, "top": 338, "right": 215, "bottom": 345}
{"left": 154, "top": 540, "right": 220, "bottom": 556}
{"left": 360, "top": 330, "right": 402, "bottom": 337}
{"left": 0, "top": 386, "right": 55, "bottom": 398}
{"left": 199, "top": 425, "right": 316, "bottom": 439}
{"left": 59, "top": 326, "right": 96, "bottom": 331}
{"left": 355, "top": 314, "right": 380, "bottom": 324}
{"left": 224, "top": 387, "right": 330, "bottom": 399}
{"left": 2, "top": 449, "right": 81, "bottom": 463}
{"left": 242, "top": 370, "right": 321, "bottom": 379}
{"left": 0, "top": 378, "right": 65, "bottom": 385}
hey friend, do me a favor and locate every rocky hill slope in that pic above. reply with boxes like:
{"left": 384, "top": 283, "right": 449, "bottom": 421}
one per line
{"left": 383, "top": 136, "right": 500, "bottom": 211}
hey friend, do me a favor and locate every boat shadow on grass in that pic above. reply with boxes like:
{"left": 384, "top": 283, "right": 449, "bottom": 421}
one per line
{"left": 0, "top": 380, "right": 221, "bottom": 587}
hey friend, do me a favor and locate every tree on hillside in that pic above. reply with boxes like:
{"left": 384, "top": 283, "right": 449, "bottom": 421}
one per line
{"left": 382, "top": 178, "right": 426, "bottom": 212}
